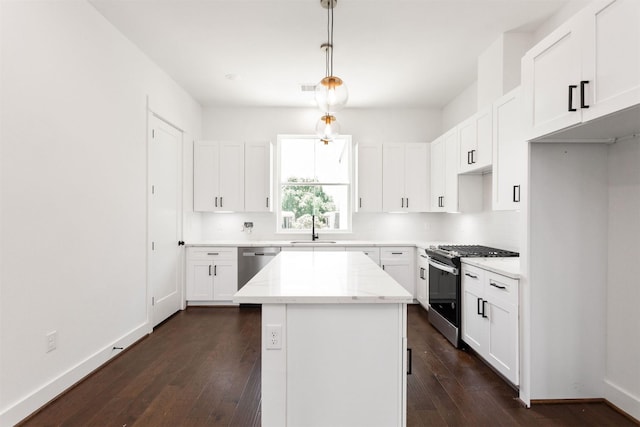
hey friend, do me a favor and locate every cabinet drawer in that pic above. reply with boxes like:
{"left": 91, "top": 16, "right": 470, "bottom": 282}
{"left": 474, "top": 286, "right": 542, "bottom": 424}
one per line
{"left": 380, "top": 247, "right": 413, "bottom": 261}
{"left": 485, "top": 271, "right": 518, "bottom": 305}
{"left": 187, "top": 247, "right": 236, "bottom": 260}
{"left": 461, "top": 264, "right": 484, "bottom": 293}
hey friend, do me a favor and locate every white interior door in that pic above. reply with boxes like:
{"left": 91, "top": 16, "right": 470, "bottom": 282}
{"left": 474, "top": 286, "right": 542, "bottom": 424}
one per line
{"left": 149, "top": 114, "right": 182, "bottom": 327}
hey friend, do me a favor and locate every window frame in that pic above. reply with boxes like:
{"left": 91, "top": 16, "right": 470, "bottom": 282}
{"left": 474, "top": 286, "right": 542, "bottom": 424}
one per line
{"left": 275, "top": 134, "right": 353, "bottom": 234}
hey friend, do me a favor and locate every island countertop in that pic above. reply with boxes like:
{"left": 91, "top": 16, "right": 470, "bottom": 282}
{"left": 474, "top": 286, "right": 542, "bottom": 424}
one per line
{"left": 233, "top": 251, "right": 413, "bottom": 304}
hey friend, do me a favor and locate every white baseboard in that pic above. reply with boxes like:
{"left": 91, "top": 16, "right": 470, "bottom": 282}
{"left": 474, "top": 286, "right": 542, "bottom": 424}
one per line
{"left": 0, "top": 322, "right": 150, "bottom": 427}
{"left": 603, "top": 379, "right": 640, "bottom": 422}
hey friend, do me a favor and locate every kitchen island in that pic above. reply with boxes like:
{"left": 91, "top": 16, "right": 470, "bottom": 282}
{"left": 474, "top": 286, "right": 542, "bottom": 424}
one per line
{"left": 234, "top": 251, "right": 412, "bottom": 427}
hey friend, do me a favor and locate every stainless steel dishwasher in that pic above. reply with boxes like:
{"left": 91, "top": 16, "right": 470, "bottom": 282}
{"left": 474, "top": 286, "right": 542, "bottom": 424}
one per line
{"left": 237, "top": 247, "right": 281, "bottom": 289}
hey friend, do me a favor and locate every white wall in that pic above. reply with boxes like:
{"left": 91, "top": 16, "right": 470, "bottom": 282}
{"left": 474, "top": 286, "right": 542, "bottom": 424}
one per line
{"left": 0, "top": 2, "right": 202, "bottom": 425}
{"left": 441, "top": 82, "right": 477, "bottom": 131}
{"left": 198, "top": 107, "right": 447, "bottom": 242}
{"left": 605, "top": 137, "right": 640, "bottom": 420}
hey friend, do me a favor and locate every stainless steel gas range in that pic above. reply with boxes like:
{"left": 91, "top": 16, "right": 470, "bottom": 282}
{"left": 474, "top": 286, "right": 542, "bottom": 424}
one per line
{"left": 425, "top": 245, "right": 519, "bottom": 348}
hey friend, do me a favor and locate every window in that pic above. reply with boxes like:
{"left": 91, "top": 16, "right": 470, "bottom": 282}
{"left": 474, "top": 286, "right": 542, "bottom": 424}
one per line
{"left": 277, "top": 135, "right": 352, "bottom": 233}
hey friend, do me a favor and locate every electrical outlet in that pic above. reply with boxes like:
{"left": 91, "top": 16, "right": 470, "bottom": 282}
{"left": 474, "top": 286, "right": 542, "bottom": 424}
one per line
{"left": 46, "top": 331, "right": 57, "bottom": 353}
{"left": 266, "top": 324, "right": 282, "bottom": 350}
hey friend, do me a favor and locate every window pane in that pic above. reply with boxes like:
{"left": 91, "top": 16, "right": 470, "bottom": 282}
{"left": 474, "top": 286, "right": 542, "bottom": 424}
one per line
{"left": 314, "top": 138, "right": 349, "bottom": 183}
{"left": 280, "top": 138, "right": 315, "bottom": 181}
{"left": 280, "top": 184, "right": 349, "bottom": 231}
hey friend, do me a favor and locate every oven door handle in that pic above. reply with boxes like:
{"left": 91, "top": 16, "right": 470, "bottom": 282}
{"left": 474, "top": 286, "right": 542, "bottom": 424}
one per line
{"left": 428, "top": 258, "right": 459, "bottom": 275}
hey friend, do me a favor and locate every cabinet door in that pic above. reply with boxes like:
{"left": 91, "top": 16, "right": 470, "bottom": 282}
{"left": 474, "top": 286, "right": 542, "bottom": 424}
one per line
{"left": 212, "top": 260, "right": 237, "bottom": 301}
{"left": 382, "top": 143, "right": 406, "bottom": 211}
{"left": 186, "top": 259, "right": 214, "bottom": 300}
{"left": 443, "top": 129, "right": 459, "bottom": 212}
{"left": 461, "top": 284, "right": 486, "bottom": 354}
{"left": 582, "top": 0, "right": 640, "bottom": 122}
{"left": 458, "top": 116, "right": 476, "bottom": 174}
{"left": 193, "top": 141, "right": 220, "bottom": 212}
{"left": 218, "top": 142, "right": 244, "bottom": 211}
{"left": 475, "top": 108, "right": 492, "bottom": 170}
{"left": 486, "top": 298, "right": 519, "bottom": 385}
{"left": 430, "top": 137, "right": 446, "bottom": 212}
{"left": 404, "top": 143, "right": 429, "bottom": 212}
{"left": 492, "top": 88, "right": 525, "bottom": 211}
{"left": 356, "top": 143, "right": 383, "bottom": 212}
{"left": 522, "top": 18, "right": 583, "bottom": 140}
{"left": 245, "top": 141, "right": 272, "bottom": 212}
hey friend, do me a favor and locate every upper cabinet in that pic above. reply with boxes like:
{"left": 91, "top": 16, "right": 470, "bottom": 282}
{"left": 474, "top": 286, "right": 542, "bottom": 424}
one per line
{"left": 355, "top": 142, "right": 383, "bottom": 213}
{"left": 244, "top": 141, "right": 273, "bottom": 212}
{"left": 194, "top": 141, "right": 245, "bottom": 212}
{"left": 493, "top": 87, "right": 525, "bottom": 211}
{"left": 458, "top": 107, "right": 493, "bottom": 174}
{"left": 382, "top": 143, "right": 430, "bottom": 212}
{"left": 522, "top": 0, "right": 640, "bottom": 141}
{"left": 430, "top": 135, "right": 446, "bottom": 212}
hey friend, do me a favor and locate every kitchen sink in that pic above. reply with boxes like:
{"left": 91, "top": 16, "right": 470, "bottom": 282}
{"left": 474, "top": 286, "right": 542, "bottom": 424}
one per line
{"left": 290, "top": 240, "right": 337, "bottom": 244}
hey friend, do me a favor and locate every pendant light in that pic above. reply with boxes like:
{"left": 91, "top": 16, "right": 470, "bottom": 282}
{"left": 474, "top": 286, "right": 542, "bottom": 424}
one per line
{"left": 315, "top": 114, "right": 340, "bottom": 144}
{"left": 315, "top": 0, "right": 348, "bottom": 113}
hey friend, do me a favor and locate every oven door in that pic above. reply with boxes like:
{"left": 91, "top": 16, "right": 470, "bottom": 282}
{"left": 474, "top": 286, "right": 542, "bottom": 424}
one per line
{"left": 428, "top": 258, "right": 459, "bottom": 326}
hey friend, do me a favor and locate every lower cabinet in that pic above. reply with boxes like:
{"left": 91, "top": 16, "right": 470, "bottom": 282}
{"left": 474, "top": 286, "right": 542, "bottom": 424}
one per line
{"left": 461, "top": 263, "right": 519, "bottom": 385}
{"left": 381, "top": 247, "right": 415, "bottom": 298}
{"left": 186, "top": 247, "right": 238, "bottom": 303}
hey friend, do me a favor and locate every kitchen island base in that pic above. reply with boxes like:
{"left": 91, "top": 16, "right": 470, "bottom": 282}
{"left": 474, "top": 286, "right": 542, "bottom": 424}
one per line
{"left": 262, "top": 303, "right": 407, "bottom": 427}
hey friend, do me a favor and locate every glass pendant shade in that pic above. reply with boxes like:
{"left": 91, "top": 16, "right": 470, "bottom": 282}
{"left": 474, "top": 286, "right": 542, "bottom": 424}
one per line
{"left": 315, "top": 114, "right": 340, "bottom": 142}
{"left": 314, "top": 76, "right": 348, "bottom": 112}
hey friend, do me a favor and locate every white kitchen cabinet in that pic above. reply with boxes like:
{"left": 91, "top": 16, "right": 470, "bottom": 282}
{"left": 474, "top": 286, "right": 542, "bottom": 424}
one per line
{"left": 355, "top": 142, "right": 382, "bottom": 212}
{"left": 458, "top": 107, "right": 492, "bottom": 174}
{"left": 492, "top": 87, "right": 525, "bottom": 211}
{"left": 461, "top": 262, "right": 519, "bottom": 385}
{"left": 244, "top": 141, "right": 272, "bottom": 212}
{"left": 381, "top": 247, "right": 415, "bottom": 297}
{"left": 415, "top": 249, "right": 429, "bottom": 310}
{"left": 185, "top": 247, "right": 238, "bottom": 303}
{"left": 194, "top": 141, "right": 244, "bottom": 212}
{"left": 522, "top": 0, "right": 640, "bottom": 141}
{"left": 382, "top": 143, "right": 430, "bottom": 212}
{"left": 431, "top": 128, "right": 482, "bottom": 213}
{"left": 346, "top": 246, "right": 380, "bottom": 265}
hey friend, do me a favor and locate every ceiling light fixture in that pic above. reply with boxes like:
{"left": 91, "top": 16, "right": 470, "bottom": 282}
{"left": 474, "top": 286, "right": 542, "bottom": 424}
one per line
{"left": 315, "top": 0, "right": 348, "bottom": 113}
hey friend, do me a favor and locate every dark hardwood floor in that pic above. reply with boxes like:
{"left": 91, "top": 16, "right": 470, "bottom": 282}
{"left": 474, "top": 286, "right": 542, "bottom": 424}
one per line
{"left": 21, "top": 305, "right": 637, "bottom": 426}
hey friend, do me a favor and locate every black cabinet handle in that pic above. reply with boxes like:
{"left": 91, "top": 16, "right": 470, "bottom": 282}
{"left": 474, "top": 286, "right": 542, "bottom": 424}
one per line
{"left": 401, "top": 198, "right": 404, "bottom": 208}
{"left": 215, "top": 196, "right": 218, "bottom": 207}
{"left": 214, "top": 265, "right": 217, "bottom": 276}
{"left": 465, "top": 273, "right": 478, "bottom": 279}
{"left": 220, "top": 197, "right": 223, "bottom": 207}
{"left": 568, "top": 85, "right": 577, "bottom": 111}
{"left": 406, "top": 198, "right": 409, "bottom": 208}
{"left": 467, "top": 150, "right": 472, "bottom": 165}
{"left": 482, "top": 300, "right": 488, "bottom": 318}
{"left": 266, "top": 197, "right": 269, "bottom": 208}
{"left": 407, "top": 348, "right": 412, "bottom": 375}
{"left": 513, "top": 185, "right": 521, "bottom": 203}
{"left": 359, "top": 197, "right": 362, "bottom": 208}
{"left": 207, "top": 253, "right": 219, "bottom": 256}
{"left": 471, "top": 149, "right": 476, "bottom": 164}
{"left": 490, "top": 281, "right": 507, "bottom": 290}
{"left": 477, "top": 297, "right": 483, "bottom": 316}
{"left": 178, "top": 241, "right": 185, "bottom": 246}
{"left": 580, "top": 80, "right": 590, "bottom": 108}
{"left": 208, "top": 265, "right": 212, "bottom": 276}
{"left": 391, "top": 252, "right": 403, "bottom": 255}
{"left": 419, "top": 267, "right": 425, "bottom": 280}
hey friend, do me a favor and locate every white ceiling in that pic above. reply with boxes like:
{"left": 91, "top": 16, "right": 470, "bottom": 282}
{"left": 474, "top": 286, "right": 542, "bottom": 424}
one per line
{"left": 89, "top": 0, "right": 570, "bottom": 109}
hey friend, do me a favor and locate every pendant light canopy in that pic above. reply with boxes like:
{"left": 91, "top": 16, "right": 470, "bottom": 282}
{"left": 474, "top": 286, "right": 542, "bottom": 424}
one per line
{"left": 315, "top": 0, "right": 348, "bottom": 113}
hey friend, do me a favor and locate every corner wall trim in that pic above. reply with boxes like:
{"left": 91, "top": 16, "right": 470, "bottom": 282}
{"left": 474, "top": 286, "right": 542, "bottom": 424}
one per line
{"left": 0, "top": 322, "right": 150, "bottom": 427}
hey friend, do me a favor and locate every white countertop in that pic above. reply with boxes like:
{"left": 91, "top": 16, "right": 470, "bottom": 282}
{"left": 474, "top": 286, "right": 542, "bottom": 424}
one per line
{"left": 233, "top": 251, "right": 413, "bottom": 304}
{"left": 188, "top": 240, "right": 445, "bottom": 248}
{"left": 461, "top": 257, "right": 520, "bottom": 279}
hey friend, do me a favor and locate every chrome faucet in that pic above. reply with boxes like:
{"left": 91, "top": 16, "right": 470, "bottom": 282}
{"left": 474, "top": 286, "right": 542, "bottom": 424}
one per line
{"left": 311, "top": 215, "right": 319, "bottom": 241}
